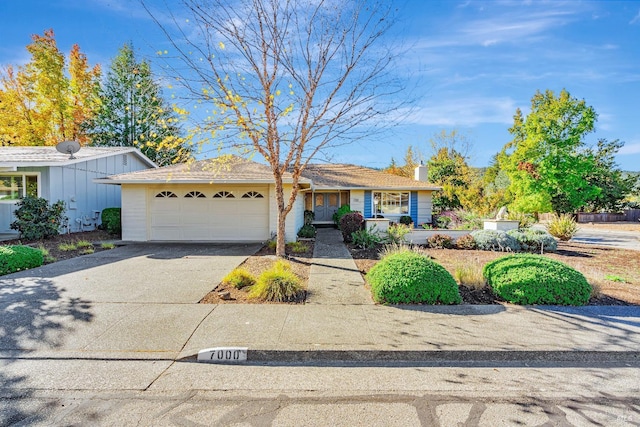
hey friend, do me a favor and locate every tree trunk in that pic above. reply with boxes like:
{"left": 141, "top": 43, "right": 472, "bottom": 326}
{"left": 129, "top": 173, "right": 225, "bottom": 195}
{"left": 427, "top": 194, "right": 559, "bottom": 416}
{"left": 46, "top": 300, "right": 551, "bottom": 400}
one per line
{"left": 276, "top": 210, "right": 287, "bottom": 258}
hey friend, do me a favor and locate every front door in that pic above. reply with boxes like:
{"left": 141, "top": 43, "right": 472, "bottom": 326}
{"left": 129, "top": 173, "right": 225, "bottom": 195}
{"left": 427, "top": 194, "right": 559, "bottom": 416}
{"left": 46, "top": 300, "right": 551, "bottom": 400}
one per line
{"left": 314, "top": 193, "right": 339, "bottom": 221}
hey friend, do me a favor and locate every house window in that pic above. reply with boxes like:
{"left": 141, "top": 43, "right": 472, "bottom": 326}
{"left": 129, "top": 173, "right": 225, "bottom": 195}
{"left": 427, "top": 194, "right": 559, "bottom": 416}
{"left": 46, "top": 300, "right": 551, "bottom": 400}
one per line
{"left": 185, "top": 191, "right": 206, "bottom": 198}
{"left": 213, "top": 191, "right": 235, "bottom": 198}
{"left": 373, "top": 192, "right": 409, "bottom": 215}
{"left": 155, "top": 191, "right": 178, "bottom": 198}
{"left": 0, "top": 174, "right": 38, "bottom": 201}
{"left": 242, "top": 191, "right": 264, "bottom": 198}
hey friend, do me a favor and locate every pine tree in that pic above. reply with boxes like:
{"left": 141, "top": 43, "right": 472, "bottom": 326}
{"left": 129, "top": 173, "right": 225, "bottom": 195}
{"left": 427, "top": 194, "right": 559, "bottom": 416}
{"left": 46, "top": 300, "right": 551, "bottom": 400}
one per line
{"left": 86, "top": 43, "right": 192, "bottom": 165}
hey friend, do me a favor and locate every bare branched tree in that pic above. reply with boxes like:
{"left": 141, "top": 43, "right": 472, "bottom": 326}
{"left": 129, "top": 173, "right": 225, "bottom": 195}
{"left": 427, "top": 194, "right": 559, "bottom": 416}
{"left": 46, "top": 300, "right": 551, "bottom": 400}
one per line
{"left": 144, "top": 0, "right": 405, "bottom": 256}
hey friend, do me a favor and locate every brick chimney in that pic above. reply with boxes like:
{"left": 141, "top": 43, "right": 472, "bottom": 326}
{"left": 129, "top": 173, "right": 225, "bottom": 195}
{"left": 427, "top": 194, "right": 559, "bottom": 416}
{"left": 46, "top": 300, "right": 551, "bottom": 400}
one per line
{"left": 414, "top": 162, "right": 428, "bottom": 182}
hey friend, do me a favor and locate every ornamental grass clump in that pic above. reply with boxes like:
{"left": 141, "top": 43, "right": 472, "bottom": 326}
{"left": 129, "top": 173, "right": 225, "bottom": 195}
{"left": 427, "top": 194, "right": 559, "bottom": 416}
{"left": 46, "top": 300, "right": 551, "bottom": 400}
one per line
{"left": 222, "top": 268, "right": 256, "bottom": 289}
{"left": 366, "top": 251, "right": 461, "bottom": 304}
{"left": 483, "top": 254, "right": 591, "bottom": 305}
{"left": 547, "top": 214, "right": 579, "bottom": 241}
{"left": 0, "top": 245, "right": 44, "bottom": 275}
{"left": 249, "top": 260, "right": 303, "bottom": 302}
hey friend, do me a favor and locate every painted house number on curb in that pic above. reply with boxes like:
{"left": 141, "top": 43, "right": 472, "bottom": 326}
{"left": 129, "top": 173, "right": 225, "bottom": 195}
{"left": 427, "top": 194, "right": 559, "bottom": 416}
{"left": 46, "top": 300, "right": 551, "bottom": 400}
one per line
{"left": 197, "top": 347, "right": 248, "bottom": 363}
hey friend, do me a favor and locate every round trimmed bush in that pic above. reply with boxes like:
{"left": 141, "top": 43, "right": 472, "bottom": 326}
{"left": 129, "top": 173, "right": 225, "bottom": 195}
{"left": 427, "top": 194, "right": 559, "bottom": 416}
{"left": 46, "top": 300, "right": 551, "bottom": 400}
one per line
{"left": 483, "top": 254, "right": 591, "bottom": 305}
{"left": 366, "top": 251, "right": 461, "bottom": 304}
{"left": 455, "top": 234, "right": 477, "bottom": 250}
{"left": 0, "top": 245, "right": 44, "bottom": 276}
{"left": 427, "top": 233, "right": 454, "bottom": 249}
{"left": 470, "top": 230, "right": 520, "bottom": 252}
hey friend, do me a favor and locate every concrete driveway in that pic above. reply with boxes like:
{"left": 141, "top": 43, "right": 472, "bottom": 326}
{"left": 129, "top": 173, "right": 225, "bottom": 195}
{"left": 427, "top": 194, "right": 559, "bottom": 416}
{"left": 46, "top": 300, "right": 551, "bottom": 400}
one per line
{"left": 1, "top": 242, "right": 262, "bottom": 304}
{"left": 571, "top": 226, "right": 640, "bottom": 251}
{"left": 0, "top": 243, "right": 261, "bottom": 357}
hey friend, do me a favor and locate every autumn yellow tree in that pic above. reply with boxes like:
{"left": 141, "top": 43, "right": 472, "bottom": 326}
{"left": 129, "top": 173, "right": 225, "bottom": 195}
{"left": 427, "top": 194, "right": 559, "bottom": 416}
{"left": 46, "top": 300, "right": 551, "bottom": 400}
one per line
{"left": 0, "top": 29, "right": 100, "bottom": 146}
{"left": 146, "top": 0, "right": 405, "bottom": 256}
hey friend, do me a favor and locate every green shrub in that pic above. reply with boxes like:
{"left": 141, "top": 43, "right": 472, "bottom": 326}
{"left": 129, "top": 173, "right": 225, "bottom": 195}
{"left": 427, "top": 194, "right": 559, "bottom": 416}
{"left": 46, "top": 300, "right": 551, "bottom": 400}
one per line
{"left": 101, "top": 208, "right": 122, "bottom": 235}
{"left": 297, "top": 224, "right": 317, "bottom": 238}
{"left": 351, "top": 226, "right": 382, "bottom": 249}
{"left": 399, "top": 215, "right": 413, "bottom": 226}
{"left": 249, "top": 260, "right": 303, "bottom": 302}
{"left": 507, "top": 211, "right": 536, "bottom": 229}
{"left": 339, "top": 212, "right": 364, "bottom": 243}
{"left": 10, "top": 196, "right": 66, "bottom": 241}
{"left": 483, "top": 254, "right": 591, "bottom": 305}
{"left": 427, "top": 233, "right": 454, "bottom": 249}
{"left": 333, "top": 204, "right": 352, "bottom": 226}
{"left": 0, "top": 245, "right": 44, "bottom": 275}
{"left": 434, "top": 215, "right": 452, "bottom": 229}
{"left": 223, "top": 268, "right": 257, "bottom": 289}
{"left": 58, "top": 242, "right": 77, "bottom": 252}
{"left": 366, "top": 251, "right": 461, "bottom": 304}
{"left": 507, "top": 229, "right": 557, "bottom": 253}
{"left": 547, "top": 214, "right": 578, "bottom": 241}
{"left": 455, "top": 234, "right": 477, "bottom": 250}
{"left": 385, "top": 223, "right": 411, "bottom": 244}
{"left": 470, "top": 230, "right": 520, "bottom": 252}
{"left": 457, "top": 210, "right": 483, "bottom": 230}
{"left": 303, "top": 210, "right": 315, "bottom": 225}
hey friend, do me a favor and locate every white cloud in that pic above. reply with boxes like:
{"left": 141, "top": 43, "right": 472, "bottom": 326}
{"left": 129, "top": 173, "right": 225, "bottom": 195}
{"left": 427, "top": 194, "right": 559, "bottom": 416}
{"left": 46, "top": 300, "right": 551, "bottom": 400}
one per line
{"left": 630, "top": 9, "right": 640, "bottom": 25}
{"left": 395, "top": 96, "right": 516, "bottom": 127}
{"left": 619, "top": 142, "right": 640, "bottom": 155}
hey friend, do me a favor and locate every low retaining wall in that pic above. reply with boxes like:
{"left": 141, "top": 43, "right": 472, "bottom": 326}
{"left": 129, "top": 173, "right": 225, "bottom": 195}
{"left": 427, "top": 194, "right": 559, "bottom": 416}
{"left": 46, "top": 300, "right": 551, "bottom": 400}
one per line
{"left": 404, "top": 229, "right": 473, "bottom": 245}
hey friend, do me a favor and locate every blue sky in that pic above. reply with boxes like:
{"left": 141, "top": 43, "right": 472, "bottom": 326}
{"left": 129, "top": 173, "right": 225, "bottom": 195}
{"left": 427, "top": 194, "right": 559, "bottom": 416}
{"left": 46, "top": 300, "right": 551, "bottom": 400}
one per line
{"left": 1, "top": 0, "right": 639, "bottom": 171}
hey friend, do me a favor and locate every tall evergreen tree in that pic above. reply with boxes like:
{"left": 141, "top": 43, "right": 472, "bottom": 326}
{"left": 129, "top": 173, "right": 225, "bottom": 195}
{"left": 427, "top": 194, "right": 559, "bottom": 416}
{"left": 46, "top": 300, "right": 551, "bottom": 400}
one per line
{"left": 86, "top": 43, "right": 192, "bottom": 165}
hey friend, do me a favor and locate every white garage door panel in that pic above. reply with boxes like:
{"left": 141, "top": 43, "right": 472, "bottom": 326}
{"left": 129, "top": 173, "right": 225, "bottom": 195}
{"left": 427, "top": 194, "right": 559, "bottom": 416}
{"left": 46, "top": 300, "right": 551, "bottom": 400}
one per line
{"left": 149, "top": 187, "right": 269, "bottom": 241}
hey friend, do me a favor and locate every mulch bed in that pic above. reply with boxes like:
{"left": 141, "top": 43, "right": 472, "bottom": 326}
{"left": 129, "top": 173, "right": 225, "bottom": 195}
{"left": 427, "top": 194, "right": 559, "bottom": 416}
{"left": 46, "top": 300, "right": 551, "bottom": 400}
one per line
{"left": 199, "top": 241, "right": 314, "bottom": 304}
{"left": 3, "top": 230, "right": 117, "bottom": 263}
{"left": 349, "top": 241, "right": 640, "bottom": 306}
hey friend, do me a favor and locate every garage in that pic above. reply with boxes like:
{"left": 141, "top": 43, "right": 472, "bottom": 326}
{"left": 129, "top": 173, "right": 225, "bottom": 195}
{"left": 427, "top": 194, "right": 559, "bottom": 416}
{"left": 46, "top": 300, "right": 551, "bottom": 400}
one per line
{"left": 96, "top": 156, "right": 309, "bottom": 243}
{"left": 149, "top": 186, "right": 270, "bottom": 241}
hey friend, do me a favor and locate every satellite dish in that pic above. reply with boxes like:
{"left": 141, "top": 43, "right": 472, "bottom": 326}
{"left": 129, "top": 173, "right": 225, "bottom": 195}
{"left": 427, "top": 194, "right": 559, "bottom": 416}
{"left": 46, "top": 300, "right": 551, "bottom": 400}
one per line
{"left": 56, "top": 140, "right": 81, "bottom": 159}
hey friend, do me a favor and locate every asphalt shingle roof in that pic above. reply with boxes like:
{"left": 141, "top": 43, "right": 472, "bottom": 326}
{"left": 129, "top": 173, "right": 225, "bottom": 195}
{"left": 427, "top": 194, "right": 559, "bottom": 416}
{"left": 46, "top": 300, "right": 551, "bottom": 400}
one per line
{"left": 99, "top": 156, "right": 308, "bottom": 184}
{"left": 302, "top": 163, "right": 440, "bottom": 190}
{"left": 0, "top": 146, "right": 156, "bottom": 167}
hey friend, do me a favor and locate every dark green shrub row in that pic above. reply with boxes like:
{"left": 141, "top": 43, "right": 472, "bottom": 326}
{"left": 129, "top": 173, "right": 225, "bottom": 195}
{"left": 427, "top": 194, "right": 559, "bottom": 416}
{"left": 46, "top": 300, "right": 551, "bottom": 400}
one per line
{"left": 0, "top": 245, "right": 44, "bottom": 275}
{"left": 10, "top": 196, "right": 66, "bottom": 241}
{"left": 483, "top": 254, "right": 591, "bottom": 305}
{"left": 101, "top": 208, "right": 121, "bottom": 235}
{"left": 367, "top": 251, "right": 461, "bottom": 304}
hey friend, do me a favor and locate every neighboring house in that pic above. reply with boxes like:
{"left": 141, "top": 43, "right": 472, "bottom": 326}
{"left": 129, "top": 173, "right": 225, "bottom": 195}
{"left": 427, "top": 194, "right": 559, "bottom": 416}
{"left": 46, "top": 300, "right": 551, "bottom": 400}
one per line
{"left": 301, "top": 163, "right": 440, "bottom": 226}
{"left": 97, "top": 156, "right": 440, "bottom": 243}
{"left": 0, "top": 146, "right": 156, "bottom": 234}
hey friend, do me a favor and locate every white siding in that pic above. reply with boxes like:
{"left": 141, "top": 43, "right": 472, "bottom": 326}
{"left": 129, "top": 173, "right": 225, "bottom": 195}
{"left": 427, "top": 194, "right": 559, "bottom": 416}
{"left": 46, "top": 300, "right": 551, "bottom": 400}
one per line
{"left": 349, "top": 190, "right": 365, "bottom": 213}
{"left": 268, "top": 184, "right": 302, "bottom": 243}
{"left": 122, "top": 185, "right": 148, "bottom": 241}
{"left": 417, "top": 190, "right": 433, "bottom": 225}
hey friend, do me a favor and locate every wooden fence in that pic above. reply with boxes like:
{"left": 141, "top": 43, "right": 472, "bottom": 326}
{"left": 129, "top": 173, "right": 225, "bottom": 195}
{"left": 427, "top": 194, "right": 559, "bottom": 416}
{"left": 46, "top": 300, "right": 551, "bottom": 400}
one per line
{"left": 540, "top": 209, "right": 640, "bottom": 223}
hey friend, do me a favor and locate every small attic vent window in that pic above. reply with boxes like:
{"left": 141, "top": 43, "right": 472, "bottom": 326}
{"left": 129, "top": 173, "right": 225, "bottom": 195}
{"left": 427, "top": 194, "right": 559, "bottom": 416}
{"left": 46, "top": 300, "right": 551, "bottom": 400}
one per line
{"left": 242, "top": 191, "right": 264, "bottom": 198}
{"left": 213, "top": 191, "right": 235, "bottom": 198}
{"left": 122, "top": 154, "right": 128, "bottom": 166}
{"left": 156, "top": 191, "right": 177, "bottom": 198}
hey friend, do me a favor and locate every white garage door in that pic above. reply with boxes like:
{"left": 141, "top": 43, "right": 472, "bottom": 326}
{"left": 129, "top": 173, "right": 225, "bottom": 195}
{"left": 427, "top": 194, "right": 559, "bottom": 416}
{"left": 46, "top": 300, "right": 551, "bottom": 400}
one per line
{"left": 149, "top": 186, "right": 270, "bottom": 241}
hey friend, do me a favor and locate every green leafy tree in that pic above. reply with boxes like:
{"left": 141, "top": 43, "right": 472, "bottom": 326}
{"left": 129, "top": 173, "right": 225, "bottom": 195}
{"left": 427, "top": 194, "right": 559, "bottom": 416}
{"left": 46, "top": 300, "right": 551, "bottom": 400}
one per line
{"left": 501, "top": 89, "right": 600, "bottom": 214}
{"left": 583, "top": 139, "right": 639, "bottom": 212}
{"left": 426, "top": 130, "right": 478, "bottom": 212}
{"left": 86, "top": 43, "right": 192, "bottom": 166}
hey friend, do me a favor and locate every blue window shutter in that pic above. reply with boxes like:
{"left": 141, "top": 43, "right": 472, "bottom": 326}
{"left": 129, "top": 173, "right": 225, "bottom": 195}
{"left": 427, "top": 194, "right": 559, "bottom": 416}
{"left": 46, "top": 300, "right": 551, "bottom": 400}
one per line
{"left": 364, "top": 191, "right": 371, "bottom": 218}
{"left": 410, "top": 191, "right": 418, "bottom": 225}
